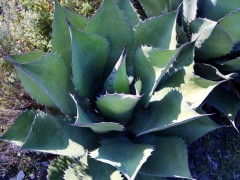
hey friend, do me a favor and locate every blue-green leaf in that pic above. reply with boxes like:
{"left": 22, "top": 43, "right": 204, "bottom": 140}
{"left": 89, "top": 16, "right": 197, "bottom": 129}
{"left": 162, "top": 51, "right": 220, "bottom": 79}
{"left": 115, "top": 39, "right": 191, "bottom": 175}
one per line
{"left": 22, "top": 112, "right": 98, "bottom": 157}
{"left": 135, "top": 11, "right": 178, "bottom": 49}
{"left": 214, "top": 57, "right": 240, "bottom": 73}
{"left": 198, "top": 0, "right": 240, "bottom": 21}
{"left": 52, "top": 0, "right": 88, "bottom": 71}
{"left": 104, "top": 47, "right": 130, "bottom": 94}
{"left": 96, "top": 93, "right": 141, "bottom": 124}
{"left": 219, "top": 10, "right": 240, "bottom": 45}
{"left": 138, "top": 136, "right": 192, "bottom": 179}
{"left": 48, "top": 155, "right": 123, "bottom": 180}
{"left": 85, "top": 0, "right": 134, "bottom": 75}
{"left": 128, "top": 90, "right": 205, "bottom": 136}
{"left": 90, "top": 136, "right": 153, "bottom": 180}
{"left": 205, "top": 82, "right": 240, "bottom": 125}
{"left": 157, "top": 110, "right": 221, "bottom": 144}
{"left": 16, "top": 53, "right": 76, "bottom": 116}
{"left": 11, "top": 52, "right": 55, "bottom": 106}
{"left": 190, "top": 18, "right": 233, "bottom": 60}
{"left": 135, "top": 45, "right": 179, "bottom": 106}
{"left": 138, "top": 0, "right": 170, "bottom": 17}
{"left": 72, "top": 96, "right": 124, "bottom": 133}
{"left": 1, "top": 110, "right": 35, "bottom": 146}
{"left": 69, "top": 23, "right": 109, "bottom": 99}
{"left": 117, "top": 0, "right": 140, "bottom": 26}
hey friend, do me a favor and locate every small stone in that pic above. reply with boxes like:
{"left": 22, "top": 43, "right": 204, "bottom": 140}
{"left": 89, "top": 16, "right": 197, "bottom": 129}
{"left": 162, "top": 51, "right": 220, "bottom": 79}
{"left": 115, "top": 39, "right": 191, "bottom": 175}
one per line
{"left": 17, "top": 171, "right": 25, "bottom": 180}
{"left": 29, "top": 174, "right": 35, "bottom": 179}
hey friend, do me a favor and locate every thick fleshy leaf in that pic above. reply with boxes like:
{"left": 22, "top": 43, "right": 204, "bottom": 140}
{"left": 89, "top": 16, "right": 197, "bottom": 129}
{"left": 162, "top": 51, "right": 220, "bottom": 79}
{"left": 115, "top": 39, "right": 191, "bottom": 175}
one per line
{"left": 190, "top": 18, "right": 233, "bottom": 60}
{"left": 52, "top": 0, "right": 88, "bottom": 71}
{"left": 157, "top": 111, "right": 221, "bottom": 144}
{"left": 64, "top": 158, "right": 124, "bottom": 180}
{"left": 183, "top": 0, "right": 197, "bottom": 23}
{"left": 138, "top": 136, "right": 192, "bottom": 179}
{"left": 117, "top": 0, "right": 140, "bottom": 26}
{"left": 135, "top": 11, "right": 177, "bottom": 49}
{"left": 214, "top": 57, "right": 240, "bottom": 73}
{"left": 104, "top": 47, "right": 130, "bottom": 94}
{"left": 96, "top": 93, "right": 141, "bottom": 124}
{"left": 136, "top": 173, "right": 167, "bottom": 180}
{"left": 88, "top": 158, "right": 123, "bottom": 180}
{"left": 205, "top": 82, "right": 240, "bottom": 123}
{"left": 15, "top": 53, "right": 76, "bottom": 116}
{"left": 158, "top": 41, "right": 220, "bottom": 109}
{"left": 135, "top": 46, "right": 179, "bottom": 106}
{"left": 72, "top": 96, "right": 124, "bottom": 133}
{"left": 160, "top": 64, "right": 219, "bottom": 109}
{"left": 198, "top": 0, "right": 240, "bottom": 21}
{"left": 1, "top": 110, "right": 34, "bottom": 146}
{"left": 48, "top": 155, "right": 123, "bottom": 180}
{"left": 90, "top": 137, "right": 154, "bottom": 180}
{"left": 194, "top": 63, "right": 237, "bottom": 81}
{"left": 138, "top": 0, "right": 169, "bottom": 17}
{"left": 11, "top": 51, "right": 45, "bottom": 63}
{"left": 219, "top": 10, "right": 240, "bottom": 45}
{"left": 48, "top": 156, "right": 76, "bottom": 180}
{"left": 10, "top": 52, "right": 55, "bottom": 106}
{"left": 21, "top": 112, "right": 98, "bottom": 157}
{"left": 85, "top": 0, "right": 134, "bottom": 75}
{"left": 128, "top": 90, "right": 205, "bottom": 136}
{"left": 69, "top": 24, "right": 109, "bottom": 99}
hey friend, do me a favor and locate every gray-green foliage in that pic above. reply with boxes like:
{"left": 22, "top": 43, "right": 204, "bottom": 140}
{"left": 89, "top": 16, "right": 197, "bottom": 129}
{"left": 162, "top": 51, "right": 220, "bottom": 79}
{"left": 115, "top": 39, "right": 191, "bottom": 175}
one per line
{"left": 2, "top": 0, "right": 240, "bottom": 179}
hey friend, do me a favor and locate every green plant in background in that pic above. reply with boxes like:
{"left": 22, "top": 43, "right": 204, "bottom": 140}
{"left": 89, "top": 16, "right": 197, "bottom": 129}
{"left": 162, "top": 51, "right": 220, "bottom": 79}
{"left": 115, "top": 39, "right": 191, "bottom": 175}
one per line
{"left": 1, "top": 0, "right": 240, "bottom": 179}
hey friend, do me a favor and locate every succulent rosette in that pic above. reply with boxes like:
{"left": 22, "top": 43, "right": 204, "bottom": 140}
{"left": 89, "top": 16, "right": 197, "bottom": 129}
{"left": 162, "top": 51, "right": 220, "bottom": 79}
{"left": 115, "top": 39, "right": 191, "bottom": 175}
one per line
{"left": 1, "top": 0, "right": 240, "bottom": 179}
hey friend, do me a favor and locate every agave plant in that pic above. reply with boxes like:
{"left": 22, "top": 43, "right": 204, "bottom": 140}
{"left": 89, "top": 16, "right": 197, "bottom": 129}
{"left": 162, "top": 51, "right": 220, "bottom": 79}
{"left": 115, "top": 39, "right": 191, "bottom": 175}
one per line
{"left": 1, "top": 0, "right": 240, "bottom": 179}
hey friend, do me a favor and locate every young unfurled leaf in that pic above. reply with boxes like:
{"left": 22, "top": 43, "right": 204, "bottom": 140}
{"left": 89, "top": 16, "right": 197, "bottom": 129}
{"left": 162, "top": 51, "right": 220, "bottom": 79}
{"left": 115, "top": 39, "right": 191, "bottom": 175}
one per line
{"left": 104, "top": 47, "right": 130, "bottom": 94}
{"left": 72, "top": 95, "right": 124, "bottom": 133}
{"left": 96, "top": 93, "right": 141, "bottom": 125}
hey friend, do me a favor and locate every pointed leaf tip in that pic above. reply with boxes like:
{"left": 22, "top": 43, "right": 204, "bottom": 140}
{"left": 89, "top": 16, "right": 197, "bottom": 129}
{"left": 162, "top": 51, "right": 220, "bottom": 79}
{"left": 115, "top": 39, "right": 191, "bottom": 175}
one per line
{"left": 104, "top": 46, "right": 130, "bottom": 94}
{"left": 90, "top": 137, "right": 154, "bottom": 180}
